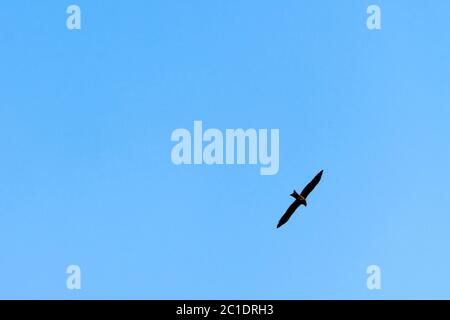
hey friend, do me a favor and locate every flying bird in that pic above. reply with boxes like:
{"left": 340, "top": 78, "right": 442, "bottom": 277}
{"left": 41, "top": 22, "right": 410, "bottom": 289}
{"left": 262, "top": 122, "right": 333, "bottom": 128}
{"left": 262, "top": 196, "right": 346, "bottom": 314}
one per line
{"left": 277, "top": 170, "right": 323, "bottom": 228}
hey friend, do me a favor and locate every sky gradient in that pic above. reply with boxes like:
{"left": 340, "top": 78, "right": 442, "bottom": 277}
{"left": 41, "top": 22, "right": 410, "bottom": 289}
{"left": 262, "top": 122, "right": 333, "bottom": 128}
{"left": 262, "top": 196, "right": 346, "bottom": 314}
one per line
{"left": 0, "top": 1, "right": 449, "bottom": 299}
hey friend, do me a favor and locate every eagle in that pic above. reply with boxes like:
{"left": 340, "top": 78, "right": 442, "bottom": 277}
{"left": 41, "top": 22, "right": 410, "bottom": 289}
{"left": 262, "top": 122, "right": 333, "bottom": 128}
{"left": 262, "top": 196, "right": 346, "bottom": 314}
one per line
{"left": 277, "top": 170, "right": 323, "bottom": 228}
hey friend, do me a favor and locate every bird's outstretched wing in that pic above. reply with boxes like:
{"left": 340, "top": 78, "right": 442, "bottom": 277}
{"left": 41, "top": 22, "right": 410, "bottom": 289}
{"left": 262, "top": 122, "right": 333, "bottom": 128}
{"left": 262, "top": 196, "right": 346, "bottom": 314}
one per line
{"left": 277, "top": 200, "right": 302, "bottom": 228}
{"left": 300, "top": 170, "right": 323, "bottom": 199}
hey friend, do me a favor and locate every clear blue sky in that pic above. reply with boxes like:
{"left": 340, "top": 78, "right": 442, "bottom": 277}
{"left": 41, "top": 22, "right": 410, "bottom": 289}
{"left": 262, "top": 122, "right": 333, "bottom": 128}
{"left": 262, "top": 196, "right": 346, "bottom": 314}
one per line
{"left": 0, "top": 1, "right": 449, "bottom": 299}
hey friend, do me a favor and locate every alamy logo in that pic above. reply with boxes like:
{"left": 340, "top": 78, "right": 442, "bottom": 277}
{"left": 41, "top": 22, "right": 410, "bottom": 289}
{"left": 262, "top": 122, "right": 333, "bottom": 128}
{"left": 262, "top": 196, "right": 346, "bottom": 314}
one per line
{"left": 66, "top": 265, "right": 81, "bottom": 290}
{"left": 366, "top": 265, "right": 382, "bottom": 290}
{"left": 366, "top": 5, "right": 381, "bottom": 30}
{"left": 66, "top": 5, "right": 81, "bottom": 30}
{"left": 171, "top": 121, "right": 279, "bottom": 175}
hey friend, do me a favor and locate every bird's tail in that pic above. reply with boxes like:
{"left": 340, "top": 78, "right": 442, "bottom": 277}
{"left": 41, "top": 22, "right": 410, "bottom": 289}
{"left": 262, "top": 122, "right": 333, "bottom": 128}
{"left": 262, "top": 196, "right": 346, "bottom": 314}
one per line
{"left": 290, "top": 190, "right": 299, "bottom": 198}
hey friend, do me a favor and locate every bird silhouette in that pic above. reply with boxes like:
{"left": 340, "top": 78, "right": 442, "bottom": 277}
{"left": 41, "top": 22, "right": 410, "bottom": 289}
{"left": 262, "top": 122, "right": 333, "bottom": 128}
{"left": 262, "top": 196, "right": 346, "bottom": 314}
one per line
{"left": 277, "top": 170, "right": 323, "bottom": 228}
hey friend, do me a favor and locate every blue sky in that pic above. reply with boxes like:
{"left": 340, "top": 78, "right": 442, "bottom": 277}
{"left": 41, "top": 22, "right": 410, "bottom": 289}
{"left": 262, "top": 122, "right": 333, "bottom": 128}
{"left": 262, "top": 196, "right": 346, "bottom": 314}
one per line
{"left": 0, "top": 1, "right": 449, "bottom": 299}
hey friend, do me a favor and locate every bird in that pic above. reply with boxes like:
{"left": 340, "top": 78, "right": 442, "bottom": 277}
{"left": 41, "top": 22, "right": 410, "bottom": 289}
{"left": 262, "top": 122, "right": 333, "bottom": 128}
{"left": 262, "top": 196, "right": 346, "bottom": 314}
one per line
{"left": 277, "top": 170, "right": 323, "bottom": 228}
